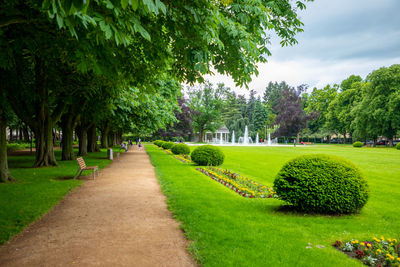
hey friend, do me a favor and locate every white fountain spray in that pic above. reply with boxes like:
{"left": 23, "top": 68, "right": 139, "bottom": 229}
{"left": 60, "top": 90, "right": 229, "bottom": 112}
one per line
{"left": 232, "top": 131, "right": 235, "bottom": 145}
{"left": 243, "top": 126, "right": 249, "bottom": 145}
{"left": 267, "top": 132, "right": 272, "bottom": 146}
{"left": 256, "top": 132, "right": 259, "bottom": 145}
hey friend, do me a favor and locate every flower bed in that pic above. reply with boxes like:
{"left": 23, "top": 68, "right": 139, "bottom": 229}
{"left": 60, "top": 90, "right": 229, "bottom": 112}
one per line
{"left": 173, "top": 154, "right": 193, "bottom": 163}
{"left": 334, "top": 237, "right": 400, "bottom": 266}
{"left": 165, "top": 149, "right": 172, "bottom": 154}
{"left": 197, "top": 167, "right": 277, "bottom": 198}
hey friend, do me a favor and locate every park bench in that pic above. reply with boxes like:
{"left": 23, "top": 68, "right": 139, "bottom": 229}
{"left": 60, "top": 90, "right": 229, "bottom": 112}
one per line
{"left": 73, "top": 157, "right": 99, "bottom": 179}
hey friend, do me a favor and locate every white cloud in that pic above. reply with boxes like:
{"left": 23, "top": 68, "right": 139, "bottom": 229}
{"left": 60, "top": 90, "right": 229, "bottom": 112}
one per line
{"left": 204, "top": 57, "right": 400, "bottom": 97}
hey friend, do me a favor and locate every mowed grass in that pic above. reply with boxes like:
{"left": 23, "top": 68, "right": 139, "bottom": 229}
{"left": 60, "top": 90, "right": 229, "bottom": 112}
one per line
{"left": 146, "top": 145, "right": 400, "bottom": 267}
{"left": 0, "top": 149, "right": 113, "bottom": 244}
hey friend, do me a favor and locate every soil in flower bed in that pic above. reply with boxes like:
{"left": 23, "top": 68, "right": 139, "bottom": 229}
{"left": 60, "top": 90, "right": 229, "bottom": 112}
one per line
{"left": 173, "top": 155, "right": 192, "bottom": 163}
{"left": 333, "top": 237, "right": 400, "bottom": 266}
{"left": 197, "top": 167, "right": 277, "bottom": 199}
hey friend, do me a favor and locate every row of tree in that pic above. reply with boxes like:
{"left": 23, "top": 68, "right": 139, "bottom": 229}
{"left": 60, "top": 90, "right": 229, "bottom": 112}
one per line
{"left": 0, "top": 0, "right": 310, "bottom": 182}
{"left": 158, "top": 64, "right": 400, "bottom": 146}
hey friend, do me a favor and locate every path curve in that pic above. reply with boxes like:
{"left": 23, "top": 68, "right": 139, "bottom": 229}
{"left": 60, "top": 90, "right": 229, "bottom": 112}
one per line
{"left": 0, "top": 146, "right": 196, "bottom": 267}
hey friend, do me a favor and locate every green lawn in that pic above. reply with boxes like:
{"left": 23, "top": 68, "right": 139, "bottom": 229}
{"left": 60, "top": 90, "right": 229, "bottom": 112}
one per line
{"left": 0, "top": 149, "right": 114, "bottom": 244}
{"left": 146, "top": 145, "right": 400, "bottom": 267}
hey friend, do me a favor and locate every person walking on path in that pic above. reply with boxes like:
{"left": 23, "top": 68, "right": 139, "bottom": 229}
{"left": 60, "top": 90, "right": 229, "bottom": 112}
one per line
{"left": 138, "top": 139, "right": 142, "bottom": 151}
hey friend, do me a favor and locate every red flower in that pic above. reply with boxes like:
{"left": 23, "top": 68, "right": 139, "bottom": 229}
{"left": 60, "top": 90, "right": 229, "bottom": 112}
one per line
{"left": 355, "top": 250, "right": 365, "bottom": 259}
{"left": 332, "top": 240, "right": 342, "bottom": 247}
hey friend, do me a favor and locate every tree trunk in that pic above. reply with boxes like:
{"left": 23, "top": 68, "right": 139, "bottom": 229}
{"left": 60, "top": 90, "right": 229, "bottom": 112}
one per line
{"left": 87, "top": 125, "right": 100, "bottom": 152}
{"left": 343, "top": 133, "right": 346, "bottom": 144}
{"left": 77, "top": 126, "right": 88, "bottom": 156}
{"left": 388, "top": 138, "right": 394, "bottom": 147}
{"left": 0, "top": 118, "right": 12, "bottom": 182}
{"left": 112, "top": 132, "right": 118, "bottom": 146}
{"left": 33, "top": 117, "right": 57, "bottom": 167}
{"left": 101, "top": 124, "right": 110, "bottom": 148}
{"left": 60, "top": 114, "right": 75, "bottom": 160}
{"left": 23, "top": 126, "right": 29, "bottom": 142}
{"left": 198, "top": 129, "right": 203, "bottom": 142}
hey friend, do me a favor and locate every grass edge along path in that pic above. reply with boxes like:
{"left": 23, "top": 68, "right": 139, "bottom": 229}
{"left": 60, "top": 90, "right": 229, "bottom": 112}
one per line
{"left": 146, "top": 144, "right": 365, "bottom": 267}
{"left": 0, "top": 148, "right": 114, "bottom": 245}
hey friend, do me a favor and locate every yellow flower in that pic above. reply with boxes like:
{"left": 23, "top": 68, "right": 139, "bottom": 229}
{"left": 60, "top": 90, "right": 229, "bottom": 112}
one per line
{"left": 391, "top": 243, "right": 394, "bottom": 246}
{"left": 397, "top": 257, "right": 400, "bottom": 262}
{"left": 394, "top": 239, "right": 397, "bottom": 242}
{"left": 367, "top": 243, "right": 372, "bottom": 247}
{"left": 381, "top": 236, "right": 385, "bottom": 241}
{"left": 360, "top": 242, "right": 365, "bottom": 246}
{"left": 373, "top": 237, "right": 380, "bottom": 242}
{"left": 377, "top": 249, "right": 382, "bottom": 253}
{"left": 365, "top": 248, "right": 368, "bottom": 251}
{"left": 388, "top": 238, "right": 392, "bottom": 242}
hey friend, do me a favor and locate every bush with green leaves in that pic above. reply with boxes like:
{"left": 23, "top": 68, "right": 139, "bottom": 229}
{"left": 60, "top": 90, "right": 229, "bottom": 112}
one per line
{"left": 154, "top": 140, "right": 163, "bottom": 147}
{"left": 353, "top": 141, "right": 363, "bottom": 147}
{"left": 273, "top": 154, "right": 369, "bottom": 214}
{"left": 396, "top": 143, "right": 400, "bottom": 150}
{"left": 162, "top": 141, "right": 175, "bottom": 150}
{"left": 191, "top": 145, "right": 224, "bottom": 166}
{"left": 171, "top": 143, "right": 190, "bottom": 155}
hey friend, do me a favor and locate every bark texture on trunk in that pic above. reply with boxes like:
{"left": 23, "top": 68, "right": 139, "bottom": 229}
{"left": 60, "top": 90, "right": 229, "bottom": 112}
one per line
{"left": 198, "top": 129, "right": 203, "bottom": 142}
{"left": 61, "top": 114, "right": 75, "bottom": 161}
{"left": 34, "top": 117, "right": 57, "bottom": 167}
{"left": 77, "top": 125, "right": 88, "bottom": 156}
{"left": 87, "top": 125, "right": 100, "bottom": 152}
{"left": 0, "top": 119, "right": 12, "bottom": 182}
{"left": 100, "top": 123, "right": 110, "bottom": 148}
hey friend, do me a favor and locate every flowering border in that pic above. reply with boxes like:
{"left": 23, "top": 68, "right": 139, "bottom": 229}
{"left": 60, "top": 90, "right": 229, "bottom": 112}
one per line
{"left": 333, "top": 237, "right": 400, "bottom": 266}
{"left": 197, "top": 167, "right": 277, "bottom": 199}
{"left": 173, "top": 154, "right": 193, "bottom": 163}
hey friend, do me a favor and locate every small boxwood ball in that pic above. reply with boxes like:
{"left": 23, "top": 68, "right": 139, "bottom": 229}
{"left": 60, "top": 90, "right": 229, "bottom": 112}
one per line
{"left": 171, "top": 143, "right": 190, "bottom": 155}
{"left": 353, "top": 141, "right": 363, "bottom": 147}
{"left": 396, "top": 143, "right": 400, "bottom": 150}
{"left": 158, "top": 141, "right": 165, "bottom": 147}
{"left": 273, "top": 154, "right": 369, "bottom": 214}
{"left": 162, "top": 142, "right": 175, "bottom": 150}
{"left": 191, "top": 145, "right": 224, "bottom": 166}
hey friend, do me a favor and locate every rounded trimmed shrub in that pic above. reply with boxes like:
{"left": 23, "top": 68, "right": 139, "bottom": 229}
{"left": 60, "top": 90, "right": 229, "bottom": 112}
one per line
{"left": 154, "top": 140, "right": 161, "bottom": 146}
{"left": 191, "top": 145, "right": 224, "bottom": 166}
{"left": 273, "top": 154, "right": 369, "bottom": 214}
{"left": 353, "top": 141, "right": 363, "bottom": 147}
{"left": 157, "top": 141, "right": 165, "bottom": 147}
{"left": 396, "top": 143, "right": 400, "bottom": 150}
{"left": 171, "top": 143, "right": 190, "bottom": 155}
{"left": 162, "top": 141, "right": 175, "bottom": 150}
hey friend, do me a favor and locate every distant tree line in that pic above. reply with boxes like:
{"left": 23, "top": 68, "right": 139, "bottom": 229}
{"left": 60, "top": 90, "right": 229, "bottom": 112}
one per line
{"left": 159, "top": 64, "right": 400, "bottom": 146}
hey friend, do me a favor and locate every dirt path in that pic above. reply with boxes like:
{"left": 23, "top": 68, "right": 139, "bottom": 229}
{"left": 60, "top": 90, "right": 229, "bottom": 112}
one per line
{"left": 0, "top": 146, "right": 196, "bottom": 267}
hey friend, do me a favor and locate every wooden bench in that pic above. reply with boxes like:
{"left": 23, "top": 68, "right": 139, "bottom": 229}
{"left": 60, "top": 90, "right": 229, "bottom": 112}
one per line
{"left": 73, "top": 157, "right": 99, "bottom": 179}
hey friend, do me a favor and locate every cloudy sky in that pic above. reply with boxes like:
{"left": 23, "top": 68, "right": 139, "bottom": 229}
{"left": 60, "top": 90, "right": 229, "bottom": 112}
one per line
{"left": 205, "top": 0, "right": 400, "bottom": 97}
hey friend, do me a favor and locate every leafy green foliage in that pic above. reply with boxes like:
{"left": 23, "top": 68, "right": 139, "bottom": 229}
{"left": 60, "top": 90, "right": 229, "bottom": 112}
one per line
{"left": 396, "top": 143, "right": 400, "bottom": 150}
{"left": 353, "top": 141, "right": 363, "bottom": 147}
{"left": 154, "top": 140, "right": 163, "bottom": 147}
{"left": 352, "top": 65, "right": 400, "bottom": 142}
{"left": 171, "top": 143, "right": 190, "bottom": 155}
{"left": 274, "top": 154, "right": 369, "bottom": 214}
{"left": 191, "top": 145, "right": 224, "bottom": 166}
{"left": 161, "top": 141, "right": 174, "bottom": 150}
{"left": 187, "top": 82, "right": 227, "bottom": 142}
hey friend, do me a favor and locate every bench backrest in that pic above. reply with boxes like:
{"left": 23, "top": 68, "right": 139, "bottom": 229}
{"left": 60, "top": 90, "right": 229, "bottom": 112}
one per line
{"left": 76, "top": 157, "right": 86, "bottom": 169}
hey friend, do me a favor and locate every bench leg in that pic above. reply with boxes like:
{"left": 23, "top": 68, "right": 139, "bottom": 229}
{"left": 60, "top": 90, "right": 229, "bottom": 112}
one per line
{"left": 73, "top": 169, "right": 82, "bottom": 179}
